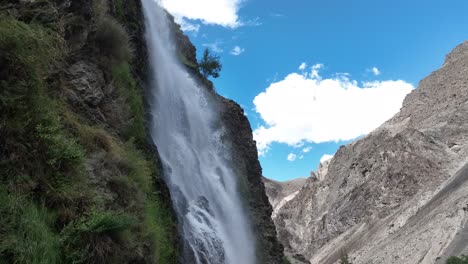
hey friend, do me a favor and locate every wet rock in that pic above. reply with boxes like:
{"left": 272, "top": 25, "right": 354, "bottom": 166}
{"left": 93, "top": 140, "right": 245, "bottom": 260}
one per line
{"left": 219, "top": 98, "right": 285, "bottom": 264}
{"left": 67, "top": 61, "right": 105, "bottom": 107}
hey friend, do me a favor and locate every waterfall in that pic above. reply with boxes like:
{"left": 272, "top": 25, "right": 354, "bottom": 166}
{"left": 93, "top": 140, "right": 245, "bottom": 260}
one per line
{"left": 141, "top": 1, "right": 256, "bottom": 263}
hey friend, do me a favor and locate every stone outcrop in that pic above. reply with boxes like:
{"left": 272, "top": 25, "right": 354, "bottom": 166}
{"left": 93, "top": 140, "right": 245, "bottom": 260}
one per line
{"left": 262, "top": 177, "right": 307, "bottom": 218}
{"left": 271, "top": 41, "right": 468, "bottom": 264}
{"left": 219, "top": 98, "right": 285, "bottom": 264}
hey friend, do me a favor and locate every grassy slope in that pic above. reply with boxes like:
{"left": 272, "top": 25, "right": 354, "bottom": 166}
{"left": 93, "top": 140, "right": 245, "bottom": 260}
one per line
{"left": 0, "top": 0, "right": 177, "bottom": 263}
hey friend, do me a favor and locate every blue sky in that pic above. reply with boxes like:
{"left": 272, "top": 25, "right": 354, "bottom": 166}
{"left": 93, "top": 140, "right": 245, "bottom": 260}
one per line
{"left": 160, "top": 0, "right": 468, "bottom": 181}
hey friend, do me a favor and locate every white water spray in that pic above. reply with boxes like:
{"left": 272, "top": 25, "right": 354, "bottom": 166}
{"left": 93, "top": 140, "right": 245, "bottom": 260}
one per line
{"left": 141, "top": 1, "right": 256, "bottom": 263}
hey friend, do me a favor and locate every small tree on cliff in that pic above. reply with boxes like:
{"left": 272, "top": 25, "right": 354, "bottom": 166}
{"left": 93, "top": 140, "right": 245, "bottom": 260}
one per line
{"left": 198, "top": 48, "right": 222, "bottom": 78}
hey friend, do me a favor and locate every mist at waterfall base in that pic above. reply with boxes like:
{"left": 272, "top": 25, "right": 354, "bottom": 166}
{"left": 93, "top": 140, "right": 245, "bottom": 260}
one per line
{"left": 141, "top": 1, "right": 256, "bottom": 263}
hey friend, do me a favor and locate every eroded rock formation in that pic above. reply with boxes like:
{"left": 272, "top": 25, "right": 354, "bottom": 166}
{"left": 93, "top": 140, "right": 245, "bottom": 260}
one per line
{"left": 270, "top": 42, "right": 468, "bottom": 264}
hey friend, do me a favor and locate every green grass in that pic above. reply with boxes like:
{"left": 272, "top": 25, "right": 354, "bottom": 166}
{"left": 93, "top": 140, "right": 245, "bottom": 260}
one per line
{"left": 144, "top": 194, "right": 178, "bottom": 264}
{"left": 124, "top": 141, "right": 153, "bottom": 193}
{"left": 60, "top": 211, "right": 136, "bottom": 264}
{"left": 112, "top": 62, "right": 146, "bottom": 145}
{"left": 0, "top": 187, "right": 60, "bottom": 264}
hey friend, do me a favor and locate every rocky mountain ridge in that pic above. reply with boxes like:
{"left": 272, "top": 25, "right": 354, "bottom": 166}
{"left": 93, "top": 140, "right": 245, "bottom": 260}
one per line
{"left": 268, "top": 41, "right": 468, "bottom": 264}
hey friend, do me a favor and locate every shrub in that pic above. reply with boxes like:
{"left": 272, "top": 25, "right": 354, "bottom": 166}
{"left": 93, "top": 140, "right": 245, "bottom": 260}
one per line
{"left": 339, "top": 251, "right": 352, "bottom": 264}
{"left": 36, "top": 114, "right": 84, "bottom": 168}
{"left": 198, "top": 48, "right": 222, "bottom": 78}
{"left": 60, "top": 211, "right": 136, "bottom": 264}
{"left": 94, "top": 16, "right": 132, "bottom": 64}
{"left": 447, "top": 255, "right": 468, "bottom": 264}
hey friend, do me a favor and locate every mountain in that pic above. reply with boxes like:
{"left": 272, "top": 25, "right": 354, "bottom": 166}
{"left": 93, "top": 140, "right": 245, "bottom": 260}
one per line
{"left": 262, "top": 177, "right": 308, "bottom": 218}
{"left": 268, "top": 42, "right": 468, "bottom": 264}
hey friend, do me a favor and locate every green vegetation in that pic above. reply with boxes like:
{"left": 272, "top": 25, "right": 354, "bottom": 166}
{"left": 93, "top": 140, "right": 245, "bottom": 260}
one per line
{"left": 198, "top": 48, "right": 222, "bottom": 78}
{"left": 60, "top": 211, "right": 136, "bottom": 264}
{"left": 112, "top": 63, "right": 146, "bottom": 145}
{"left": 145, "top": 194, "right": 178, "bottom": 263}
{"left": 0, "top": 0, "right": 178, "bottom": 263}
{"left": 339, "top": 251, "right": 352, "bottom": 264}
{"left": 0, "top": 188, "right": 60, "bottom": 264}
{"left": 178, "top": 52, "right": 198, "bottom": 69}
{"left": 94, "top": 16, "right": 133, "bottom": 64}
{"left": 446, "top": 255, "right": 468, "bottom": 264}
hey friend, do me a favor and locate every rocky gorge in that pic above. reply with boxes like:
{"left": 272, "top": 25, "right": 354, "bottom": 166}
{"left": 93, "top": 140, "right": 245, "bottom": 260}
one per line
{"left": 265, "top": 42, "right": 468, "bottom": 264}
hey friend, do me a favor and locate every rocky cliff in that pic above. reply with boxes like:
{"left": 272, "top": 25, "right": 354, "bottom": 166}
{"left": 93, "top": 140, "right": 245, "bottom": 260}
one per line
{"left": 271, "top": 41, "right": 468, "bottom": 264}
{"left": 0, "top": 0, "right": 284, "bottom": 263}
{"left": 262, "top": 177, "right": 307, "bottom": 218}
{"left": 219, "top": 98, "right": 285, "bottom": 264}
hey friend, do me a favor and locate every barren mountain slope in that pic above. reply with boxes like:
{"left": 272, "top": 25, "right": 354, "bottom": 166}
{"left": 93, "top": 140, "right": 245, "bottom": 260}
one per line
{"left": 273, "top": 41, "right": 468, "bottom": 264}
{"left": 262, "top": 177, "right": 308, "bottom": 217}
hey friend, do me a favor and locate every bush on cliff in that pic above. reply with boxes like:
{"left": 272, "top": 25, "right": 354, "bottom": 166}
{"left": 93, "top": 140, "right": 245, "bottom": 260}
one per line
{"left": 93, "top": 6, "right": 132, "bottom": 65}
{"left": 198, "top": 48, "right": 222, "bottom": 78}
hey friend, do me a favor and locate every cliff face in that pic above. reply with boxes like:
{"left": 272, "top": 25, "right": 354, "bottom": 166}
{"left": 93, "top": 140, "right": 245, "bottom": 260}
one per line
{"left": 272, "top": 42, "right": 468, "bottom": 264}
{"left": 0, "top": 0, "right": 178, "bottom": 263}
{"left": 262, "top": 177, "right": 307, "bottom": 218}
{"left": 219, "top": 98, "right": 285, "bottom": 264}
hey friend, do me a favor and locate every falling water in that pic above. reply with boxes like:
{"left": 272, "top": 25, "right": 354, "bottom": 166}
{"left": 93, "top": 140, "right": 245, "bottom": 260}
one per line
{"left": 141, "top": 1, "right": 256, "bottom": 263}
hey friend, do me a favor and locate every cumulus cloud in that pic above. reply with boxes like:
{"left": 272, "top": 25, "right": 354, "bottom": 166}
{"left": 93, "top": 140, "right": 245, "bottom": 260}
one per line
{"left": 253, "top": 64, "right": 414, "bottom": 155}
{"left": 230, "top": 46, "right": 245, "bottom": 56}
{"left": 311, "top": 63, "right": 323, "bottom": 79}
{"left": 372, "top": 67, "right": 381, "bottom": 76}
{"left": 178, "top": 18, "right": 201, "bottom": 32}
{"left": 298, "top": 62, "right": 307, "bottom": 70}
{"left": 287, "top": 153, "right": 297, "bottom": 161}
{"left": 320, "top": 154, "right": 334, "bottom": 163}
{"left": 160, "top": 0, "right": 242, "bottom": 28}
{"left": 302, "top": 146, "right": 312, "bottom": 153}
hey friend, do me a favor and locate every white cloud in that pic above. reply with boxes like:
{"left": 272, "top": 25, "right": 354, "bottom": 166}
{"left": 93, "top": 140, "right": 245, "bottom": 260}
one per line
{"left": 160, "top": 0, "right": 242, "bottom": 28}
{"left": 320, "top": 154, "right": 334, "bottom": 163}
{"left": 253, "top": 64, "right": 414, "bottom": 155}
{"left": 302, "top": 146, "right": 312, "bottom": 153}
{"left": 311, "top": 63, "right": 323, "bottom": 79}
{"left": 203, "top": 40, "right": 224, "bottom": 53}
{"left": 372, "top": 67, "right": 381, "bottom": 76}
{"left": 298, "top": 62, "right": 307, "bottom": 70}
{"left": 230, "top": 46, "right": 245, "bottom": 56}
{"left": 287, "top": 153, "right": 297, "bottom": 161}
{"left": 178, "top": 18, "right": 200, "bottom": 32}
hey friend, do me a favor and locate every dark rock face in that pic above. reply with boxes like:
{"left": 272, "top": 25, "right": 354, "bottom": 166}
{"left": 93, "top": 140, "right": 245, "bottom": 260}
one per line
{"left": 272, "top": 42, "right": 468, "bottom": 264}
{"left": 219, "top": 98, "right": 285, "bottom": 264}
{"left": 67, "top": 61, "right": 105, "bottom": 107}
